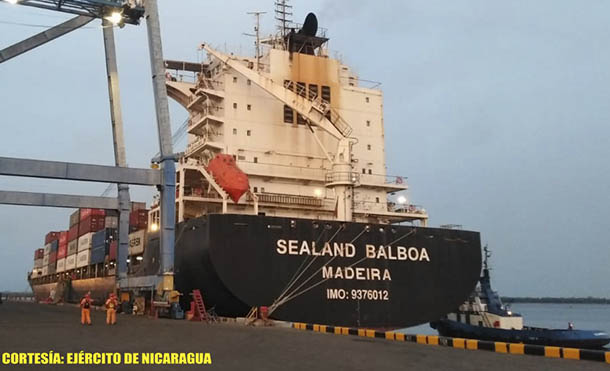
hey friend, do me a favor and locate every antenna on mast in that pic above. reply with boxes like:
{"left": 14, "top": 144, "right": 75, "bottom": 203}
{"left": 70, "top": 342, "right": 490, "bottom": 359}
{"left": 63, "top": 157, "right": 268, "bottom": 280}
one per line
{"left": 274, "top": 0, "right": 293, "bottom": 38}
{"left": 483, "top": 244, "right": 491, "bottom": 271}
{"left": 244, "top": 11, "right": 266, "bottom": 71}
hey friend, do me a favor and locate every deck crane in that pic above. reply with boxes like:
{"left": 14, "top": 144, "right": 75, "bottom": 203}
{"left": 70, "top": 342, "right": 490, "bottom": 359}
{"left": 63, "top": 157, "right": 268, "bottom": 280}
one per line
{"left": 201, "top": 44, "right": 358, "bottom": 221}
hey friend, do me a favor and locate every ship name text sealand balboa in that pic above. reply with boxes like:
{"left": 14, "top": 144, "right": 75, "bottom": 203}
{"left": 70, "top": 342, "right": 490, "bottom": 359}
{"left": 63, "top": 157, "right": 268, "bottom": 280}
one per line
{"left": 275, "top": 239, "right": 430, "bottom": 282}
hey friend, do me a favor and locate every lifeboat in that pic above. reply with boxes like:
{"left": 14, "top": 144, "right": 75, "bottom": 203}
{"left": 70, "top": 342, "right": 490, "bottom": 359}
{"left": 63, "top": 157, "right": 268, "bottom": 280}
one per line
{"left": 206, "top": 154, "right": 250, "bottom": 203}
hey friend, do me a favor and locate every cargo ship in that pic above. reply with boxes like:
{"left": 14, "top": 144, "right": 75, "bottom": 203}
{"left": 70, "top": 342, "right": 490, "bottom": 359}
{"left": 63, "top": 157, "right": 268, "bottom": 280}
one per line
{"left": 29, "top": 2, "right": 482, "bottom": 328}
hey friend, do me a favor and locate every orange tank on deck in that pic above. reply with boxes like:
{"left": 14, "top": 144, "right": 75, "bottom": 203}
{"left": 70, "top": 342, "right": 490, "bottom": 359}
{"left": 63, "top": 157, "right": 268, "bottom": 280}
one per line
{"left": 207, "top": 154, "right": 250, "bottom": 203}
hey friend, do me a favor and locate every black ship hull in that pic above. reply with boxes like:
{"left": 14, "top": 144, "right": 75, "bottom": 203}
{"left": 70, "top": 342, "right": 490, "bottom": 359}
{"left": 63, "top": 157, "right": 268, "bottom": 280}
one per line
{"left": 174, "top": 214, "right": 482, "bottom": 328}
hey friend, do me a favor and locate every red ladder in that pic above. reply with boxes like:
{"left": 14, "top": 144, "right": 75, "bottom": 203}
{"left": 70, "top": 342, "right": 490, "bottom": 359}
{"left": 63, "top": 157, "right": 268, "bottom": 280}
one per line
{"left": 191, "top": 289, "right": 208, "bottom": 322}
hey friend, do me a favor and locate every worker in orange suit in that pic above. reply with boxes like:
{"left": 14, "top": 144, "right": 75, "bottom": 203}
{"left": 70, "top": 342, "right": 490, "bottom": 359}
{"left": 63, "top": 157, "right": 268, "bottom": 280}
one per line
{"left": 105, "top": 293, "right": 118, "bottom": 325}
{"left": 80, "top": 292, "right": 92, "bottom": 325}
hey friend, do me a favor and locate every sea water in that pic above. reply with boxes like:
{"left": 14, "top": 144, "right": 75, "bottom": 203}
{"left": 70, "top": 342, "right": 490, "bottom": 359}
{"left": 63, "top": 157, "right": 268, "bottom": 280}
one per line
{"left": 398, "top": 303, "right": 610, "bottom": 349}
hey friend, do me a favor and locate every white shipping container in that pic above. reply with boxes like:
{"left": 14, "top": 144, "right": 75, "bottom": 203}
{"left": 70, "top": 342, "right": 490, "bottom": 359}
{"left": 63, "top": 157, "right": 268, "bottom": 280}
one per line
{"left": 42, "top": 265, "right": 49, "bottom": 276}
{"left": 76, "top": 249, "right": 90, "bottom": 268}
{"left": 105, "top": 216, "right": 118, "bottom": 229}
{"left": 128, "top": 230, "right": 146, "bottom": 255}
{"left": 68, "top": 239, "right": 78, "bottom": 255}
{"left": 56, "top": 258, "right": 66, "bottom": 273}
{"left": 31, "top": 268, "right": 40, "bottom": 277}
{"left": 44, "top": 243, "right": 52, "bottom": 255}
{"left": 65, "top": 254, "right": 77, "bottom": 270}
{"left": 78, "top": 232, "right": 93, "bottom": 252}
{"left": 34, "top": 258, "right": 43, "bottom": 268}
{"left": 42, "top": 254, "right": 50, "bottom": 266}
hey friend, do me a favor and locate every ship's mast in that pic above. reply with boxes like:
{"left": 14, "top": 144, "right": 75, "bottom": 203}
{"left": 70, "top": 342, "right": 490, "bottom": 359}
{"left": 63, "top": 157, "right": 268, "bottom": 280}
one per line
{"left": 274, "top": 0, "right": 293, "bottom": 44}
{"left": 245, "top": 11, "right": 266, "bottom": 71}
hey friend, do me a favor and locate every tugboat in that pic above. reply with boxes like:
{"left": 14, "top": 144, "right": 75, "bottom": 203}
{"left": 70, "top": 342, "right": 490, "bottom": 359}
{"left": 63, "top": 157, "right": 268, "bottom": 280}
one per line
{"left": 430, "top": 246, "right": 610, "bottom": 349}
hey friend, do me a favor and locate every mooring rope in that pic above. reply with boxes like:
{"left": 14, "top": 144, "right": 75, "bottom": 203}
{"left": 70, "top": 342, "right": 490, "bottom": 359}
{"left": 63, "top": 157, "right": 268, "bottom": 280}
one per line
{"left": 268, "top": 225, "right": 372, "bottom": 315}
{"left": 271, "top": 225, "right": 331, "bottom": 307}
{"left": 268, "top": 228, "right": 416, "bottom": 313}
{"left": 270, "top": 225, "right": 345, "bottom": 311}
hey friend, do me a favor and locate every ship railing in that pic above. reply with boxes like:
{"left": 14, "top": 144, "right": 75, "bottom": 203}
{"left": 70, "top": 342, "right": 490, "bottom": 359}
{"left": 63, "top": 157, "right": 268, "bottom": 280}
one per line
{"left": 325, "top": 171, "right": 360, "bottom": 185}
{"left": 181, "top": 187, "right": 224, "bottom": 200}
{"left": 188, "top": 103, "right": 223, "bottom": 128}
{"left": 339, "top": 76, "right": 382, "bottom": 90}
{"left": 385, "top": 175, "right": 408, "bottom": 185}
{"left": 165, "top": 70, "right": 197, "bottom": 83}
{"left": 186, "top": 133, "right": 224, "bottom": 152}
{"left": 287, "top": 22, "right": 328, "bottom": 39}
{"left": 388, "top": 202, "right": 426, "bottom": 215}
{"left": 283, "top": 80, "right": 330, "bottom": 114}
{"left": 246, "top": 192, "right": 324, "bottom": 207}
{"left": 353, "top": 200, "right": 426, "bottom": 216}
{"left": 352, "top": 173, "right": 410, "bottom": 187}
{"left": 196, "top": 77, "right": 224, "bottom": 91}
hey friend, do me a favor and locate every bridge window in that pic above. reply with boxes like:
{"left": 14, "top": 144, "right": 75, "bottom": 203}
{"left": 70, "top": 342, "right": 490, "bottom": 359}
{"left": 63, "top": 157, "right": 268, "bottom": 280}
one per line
{"left": 284, "top": 80, "right": 294, "bottom": 92}
{"left": 366, "top": 120, "right": 371, "bottom": 127}
{"left": 309, "top": 84, "right": 318, "bottom": 100}
{"left": 247, "top": 130, "right": 251, "bottom": 136}
{"left": 247, "top": 79, "right": 251, "bottom": 86}
{"left": 367, "top": 144, "right": 371, "bottom": 150}
{"left": 321, "top": 86, "right": 331, "bottom": 103}
{"left": 366, "top": 97, "right": 370, "bottom": 103}
{"left": 297, "top": 114, "right": 307, "bottom": 126}
{"left": 233, "top": 77, "right": 238, "bottom": 83}
{"left": 233, "top": 103, "right": 237, "bottom": 109}
{"left": 284, "top": 105, "right": 294, "bottom": 124}
{"left": 247, "top": 104, "right": 252, "bottom": 111}
{"left": 368, "top": 169, "right": 372, "bottom": 175}
{"left": 297, "top": 82, "right": 306, "bottom": 98}
{"left": 254, "top": 157, "right": 258, "bottom": 163}
{"left": 233, "top": 128, "right": 237, "bottom": 135}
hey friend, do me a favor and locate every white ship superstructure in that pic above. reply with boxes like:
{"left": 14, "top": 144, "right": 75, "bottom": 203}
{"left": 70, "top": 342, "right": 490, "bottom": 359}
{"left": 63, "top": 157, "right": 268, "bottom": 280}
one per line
{"left": 156, "top": 10, "right": 428, "bottom": 227}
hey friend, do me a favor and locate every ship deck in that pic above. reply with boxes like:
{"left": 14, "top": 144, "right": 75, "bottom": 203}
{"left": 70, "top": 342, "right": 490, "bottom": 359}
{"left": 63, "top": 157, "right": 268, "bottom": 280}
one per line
{"left": 1, "top": 301, "right": 604, "bottom": 370}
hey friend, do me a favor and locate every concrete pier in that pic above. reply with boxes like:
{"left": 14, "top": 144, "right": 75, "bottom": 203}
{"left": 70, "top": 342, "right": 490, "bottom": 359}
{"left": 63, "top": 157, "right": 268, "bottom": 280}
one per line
{"left": 0, "top": 302, "right": 606, "bottom": 370}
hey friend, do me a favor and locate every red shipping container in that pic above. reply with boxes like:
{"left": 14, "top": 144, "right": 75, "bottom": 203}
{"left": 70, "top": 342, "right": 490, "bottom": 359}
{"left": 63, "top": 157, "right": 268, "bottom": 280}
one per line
{"left": 131, "top": 202, "right": 146, "bottom": 211}
{"left": 45, "top": 231, "right": 61, "bottom": 245}
{"left": 129, "top": 210, "right": 148, "bottom": 230}
{"left": 49, "top": 251, "right": 57, "bottom": 264}
{"left": 109, "top": 241, "right": 118, "bottom": 261}
{"left": 68, "top": 224, "right": 79, "bottom": 242}
{"left": 57, "top": 243, "right": 67, "bottom": 259}
{"left": 59, "top": 231, "right": 69, "bottom": 246}
{"left": 78, "top": 215, "right": 105, "bottom": 237}
{"left": 80, "top": 208, "right": 106, "bottom": 221}
{"left": 34, "top": 249, "right": 44, "bottom": 260}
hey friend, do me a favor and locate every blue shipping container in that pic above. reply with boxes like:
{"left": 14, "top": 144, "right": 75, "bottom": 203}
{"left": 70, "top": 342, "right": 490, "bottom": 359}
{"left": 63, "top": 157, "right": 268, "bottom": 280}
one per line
{"left": 50, "top": 240, "right": 59, "bottom": 251}
{"left": 90, "top": 246, "right": 106, "bottom": 265}
{"left": 92, "top": 228, "right": 117, "bottom": 249}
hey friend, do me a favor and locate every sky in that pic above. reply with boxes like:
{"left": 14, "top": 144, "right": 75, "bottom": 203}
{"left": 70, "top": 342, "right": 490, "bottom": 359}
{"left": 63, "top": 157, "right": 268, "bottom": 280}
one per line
{"left": 0, "top": 0, "right": 609, "bottom": 297}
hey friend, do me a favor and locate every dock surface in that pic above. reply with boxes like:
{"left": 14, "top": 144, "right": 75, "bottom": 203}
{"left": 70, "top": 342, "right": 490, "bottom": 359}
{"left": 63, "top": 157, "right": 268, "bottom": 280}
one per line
{"left": 0, "top": 302, "right": 605, "bottom": 370}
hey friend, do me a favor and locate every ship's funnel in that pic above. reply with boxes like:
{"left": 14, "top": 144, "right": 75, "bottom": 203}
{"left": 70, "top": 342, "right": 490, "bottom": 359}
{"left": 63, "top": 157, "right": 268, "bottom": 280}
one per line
{"left": 299, "top": 13, "right": 318, "bottom": 37}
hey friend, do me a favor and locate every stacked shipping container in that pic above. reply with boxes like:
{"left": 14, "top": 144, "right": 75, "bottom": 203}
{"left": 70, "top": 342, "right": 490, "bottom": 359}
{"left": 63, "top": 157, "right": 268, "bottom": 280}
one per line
{"left": 30, "top": 203, "right": 149, "bottom": 279}
{"left": 66, "top": 209, "right": 80, "bottom": 274}
{"left": 91, "top": 228, "right": 117, "bottom": 265}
